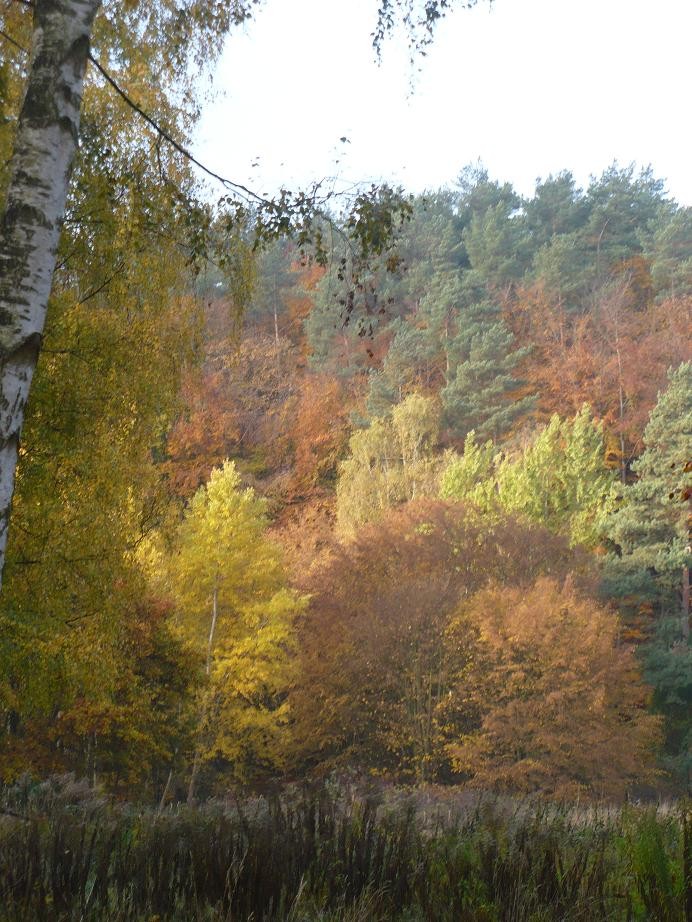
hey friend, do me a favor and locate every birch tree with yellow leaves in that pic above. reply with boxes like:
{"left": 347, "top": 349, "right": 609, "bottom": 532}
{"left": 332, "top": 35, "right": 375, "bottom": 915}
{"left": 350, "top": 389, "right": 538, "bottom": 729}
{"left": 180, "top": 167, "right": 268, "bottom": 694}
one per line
{"left": 165, "top": 461, "right": 304, "bottom": 795}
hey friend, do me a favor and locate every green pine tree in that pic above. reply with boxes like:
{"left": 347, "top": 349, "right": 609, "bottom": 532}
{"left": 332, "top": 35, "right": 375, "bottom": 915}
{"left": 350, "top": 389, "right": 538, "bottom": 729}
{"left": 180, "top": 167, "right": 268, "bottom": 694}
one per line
{"left": 640, "top": 206, "right": 692, "bottom": 299}
{"left": 583, "top": 163, "right": 669, "bottom": 280}
{"left": 524, "top": 171, "right": 588, "bottom": 246}
{"left": 441, "top": 301, "right": 534, "bottom": 442}
{"left": 604, "top": 362, "right": 691, "bottom": 790}
{"left": 605, "top": 361, "right": 692, "bottom": 621}
{"left": 366, "top": 319, "right": 440, "bottom": 417}
{"left": 462, "top": 201, "right": 532, "bottom": 291}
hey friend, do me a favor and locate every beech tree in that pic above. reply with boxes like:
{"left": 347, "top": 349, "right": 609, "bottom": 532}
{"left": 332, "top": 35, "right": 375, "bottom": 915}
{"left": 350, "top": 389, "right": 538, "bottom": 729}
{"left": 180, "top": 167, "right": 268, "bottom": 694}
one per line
{"left": 446, "top": 579, "right": 662, "bottom": 799}
{"left": 507, "top": 279, "right": 689, "bottom": 471}
{"left": 283, "top": 372, "right": 351, "bottom": 497}
{"left": 289, "top": 500, "right": 596, "bottom": 781}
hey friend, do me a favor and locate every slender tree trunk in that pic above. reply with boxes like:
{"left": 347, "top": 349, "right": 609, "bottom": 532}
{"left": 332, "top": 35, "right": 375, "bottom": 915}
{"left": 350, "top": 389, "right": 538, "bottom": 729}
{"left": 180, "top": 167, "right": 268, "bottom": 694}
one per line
{"left": 609, "top": 297, "right": 628, "bottom": 484}
{"left": 0, "top": 0, "right": 101, "bottom": 587}
{"left": 187, "top": 752, "right": 200, "bottom": 805}
{"left": 595, "top": 218, "right": 609, "bottom": 288}
{"left": 682, "top": 564, "right": 690, "bottom": 642}
{"left": 206, "top": 584, "right": 218, "bottom": 676}
{"left": 683, "top": 494, "right": 691, "bottom": 642}
{"left": 158, "top": 766, "right": 174, "bottom": 812}
{"left": 92, "top": 730, "right": 97, "bottom": 788}
{"left": 188, "top": 585, "right": 218, "bottom": 804}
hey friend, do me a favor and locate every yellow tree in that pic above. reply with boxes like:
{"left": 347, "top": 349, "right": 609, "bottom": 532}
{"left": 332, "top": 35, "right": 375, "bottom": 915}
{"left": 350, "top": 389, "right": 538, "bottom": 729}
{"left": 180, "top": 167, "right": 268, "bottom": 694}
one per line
{"left": 0, "top": 170, "right": 201, "bottom": 783}
{"left": 336, "top": 393, "right": 442, "bottom": 537}
{"left": 167, "top": 461, "right": 304, "bottom": 795}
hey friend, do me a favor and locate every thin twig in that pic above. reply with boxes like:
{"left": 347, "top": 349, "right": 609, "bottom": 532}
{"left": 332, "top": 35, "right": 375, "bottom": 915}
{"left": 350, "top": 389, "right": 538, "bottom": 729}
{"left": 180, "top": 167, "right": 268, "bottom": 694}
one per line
{"left": 77, "top": 260, "right": 126, "bottom": 304}
{"left": 0, "top": 26, "right": 27, "bottom": 54}
{"left": 1, "top": 16, "right": 294, "bottom": 209}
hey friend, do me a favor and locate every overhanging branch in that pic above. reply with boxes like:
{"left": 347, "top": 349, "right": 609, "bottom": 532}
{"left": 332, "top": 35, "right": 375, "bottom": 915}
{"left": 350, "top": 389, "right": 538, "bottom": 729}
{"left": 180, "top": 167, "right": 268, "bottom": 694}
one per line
{"left": 87, "top": 53, "right": 273, "bottom": 207}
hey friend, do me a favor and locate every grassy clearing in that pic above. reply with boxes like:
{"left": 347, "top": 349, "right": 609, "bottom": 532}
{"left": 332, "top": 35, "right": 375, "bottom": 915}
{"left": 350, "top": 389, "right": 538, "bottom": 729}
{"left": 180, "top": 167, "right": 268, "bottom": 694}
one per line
{"left": 0, "top": 776, "right": 689, "bottom": 921}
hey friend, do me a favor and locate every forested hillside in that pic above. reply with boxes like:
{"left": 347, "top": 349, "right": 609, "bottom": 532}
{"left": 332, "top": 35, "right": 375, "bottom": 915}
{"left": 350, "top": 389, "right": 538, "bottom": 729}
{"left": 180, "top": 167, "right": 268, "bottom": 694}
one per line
{"left": 2, "top": 2, "right": 690, "bottom": 918}
{"left": 1, "top": 142, "right": 689, "bottom": 799}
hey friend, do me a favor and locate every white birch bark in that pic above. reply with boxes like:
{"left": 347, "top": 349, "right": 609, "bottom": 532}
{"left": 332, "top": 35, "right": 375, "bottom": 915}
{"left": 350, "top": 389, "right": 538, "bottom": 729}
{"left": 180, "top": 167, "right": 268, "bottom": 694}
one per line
{"left": 0, "top": 0, "right": 101, "bottom": 586}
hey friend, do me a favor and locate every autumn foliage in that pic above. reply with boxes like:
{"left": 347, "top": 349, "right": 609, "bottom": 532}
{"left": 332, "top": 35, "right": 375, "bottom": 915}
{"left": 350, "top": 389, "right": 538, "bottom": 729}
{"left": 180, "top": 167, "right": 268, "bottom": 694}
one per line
{"left": 446, "top": 578, "right": 662, "bottom": 799}
{"left": 1, "top": 162, "right": 689, "bottom": 801}
{"left": 508, "top": 283, "right": 691, "bottom": 472}
{"left": 288, "top": 500, "right": 651, "bottom": 796}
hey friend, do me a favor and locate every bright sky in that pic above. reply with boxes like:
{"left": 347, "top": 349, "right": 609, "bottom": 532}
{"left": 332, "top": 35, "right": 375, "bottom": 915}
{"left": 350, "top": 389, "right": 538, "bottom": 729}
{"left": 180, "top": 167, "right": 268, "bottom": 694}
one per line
{"left": 194, "top": 0, "right": 692, "bottom": 205}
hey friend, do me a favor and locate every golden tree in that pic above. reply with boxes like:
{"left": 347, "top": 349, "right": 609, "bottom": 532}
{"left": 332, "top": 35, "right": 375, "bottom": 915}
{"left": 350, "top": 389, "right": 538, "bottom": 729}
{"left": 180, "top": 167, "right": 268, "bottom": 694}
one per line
{"left": 166, "top": 461, "right": 305, "bottom": 793}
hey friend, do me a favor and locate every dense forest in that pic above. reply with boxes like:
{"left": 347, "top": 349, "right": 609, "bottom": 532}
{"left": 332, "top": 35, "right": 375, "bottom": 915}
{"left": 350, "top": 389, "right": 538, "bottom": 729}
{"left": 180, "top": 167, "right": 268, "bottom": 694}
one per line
{"left": 1, "top": 154, "right": 689, "bottom": 800}
{"left": 0, "top": 0, "right": 690, "bottom": 918}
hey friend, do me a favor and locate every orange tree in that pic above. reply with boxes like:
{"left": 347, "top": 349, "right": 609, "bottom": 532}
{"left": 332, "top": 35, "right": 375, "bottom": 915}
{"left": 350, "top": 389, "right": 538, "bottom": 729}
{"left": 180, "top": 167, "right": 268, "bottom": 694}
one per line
{"left": 446, "top": 578, "right": 661, "bottom": 799}
{"left": 288, "top": 499, "right": 597, "bottom": 783}
{"left": 289, "top": 500, "right": 660, "bottom": 795}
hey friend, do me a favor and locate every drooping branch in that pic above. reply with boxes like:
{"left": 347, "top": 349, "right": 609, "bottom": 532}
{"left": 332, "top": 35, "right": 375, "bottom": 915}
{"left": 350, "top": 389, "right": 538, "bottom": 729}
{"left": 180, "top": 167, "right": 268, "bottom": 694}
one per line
{"left": 87, "top": 53, "right": 273, "bottom": 207}
{"left": 0, "top": 0, "right": 437, "bottom": 593}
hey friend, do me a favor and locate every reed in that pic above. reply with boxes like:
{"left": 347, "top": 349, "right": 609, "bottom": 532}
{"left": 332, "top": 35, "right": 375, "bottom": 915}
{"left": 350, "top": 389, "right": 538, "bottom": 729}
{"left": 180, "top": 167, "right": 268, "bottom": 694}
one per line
{"left": 0, "top": 776, "right": 688, "bottom": 921}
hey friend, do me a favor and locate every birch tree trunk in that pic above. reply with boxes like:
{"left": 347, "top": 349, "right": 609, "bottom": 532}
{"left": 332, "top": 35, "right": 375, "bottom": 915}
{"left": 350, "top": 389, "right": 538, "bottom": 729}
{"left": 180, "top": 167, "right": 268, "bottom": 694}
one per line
{"left": 188, "top": 585, "right": 219, "bottom": 804}
{"left": 0, "top": 0, "right": 101, "bottom": 587}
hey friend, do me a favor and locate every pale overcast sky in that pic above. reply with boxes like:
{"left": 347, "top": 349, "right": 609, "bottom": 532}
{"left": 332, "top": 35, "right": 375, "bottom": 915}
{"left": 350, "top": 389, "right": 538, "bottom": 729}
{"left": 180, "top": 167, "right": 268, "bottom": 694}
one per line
{"left": 194, "top": 0, "right": 692, "bottom": 204}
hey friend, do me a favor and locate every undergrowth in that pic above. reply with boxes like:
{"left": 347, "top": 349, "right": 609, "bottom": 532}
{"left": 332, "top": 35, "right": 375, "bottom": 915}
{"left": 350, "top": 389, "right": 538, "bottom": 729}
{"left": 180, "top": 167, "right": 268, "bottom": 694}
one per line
{"left": 0, "top": 776, "right": 688, "bottom": 921}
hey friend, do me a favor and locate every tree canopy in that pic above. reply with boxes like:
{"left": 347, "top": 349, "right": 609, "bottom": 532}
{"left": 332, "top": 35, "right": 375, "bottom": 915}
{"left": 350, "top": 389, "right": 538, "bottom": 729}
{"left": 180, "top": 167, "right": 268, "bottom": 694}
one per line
{"left": 0, "top": 1, "right": 690, "bottom": 802}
